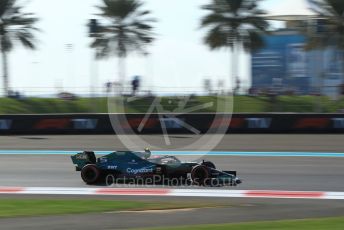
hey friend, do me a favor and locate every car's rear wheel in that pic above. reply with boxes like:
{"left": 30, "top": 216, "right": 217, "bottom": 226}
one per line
{"left": 191, "top": 165, "right": 210, "bottom": 186}
{"left": 81, "top": 164, "right": 100, "bottom": 184}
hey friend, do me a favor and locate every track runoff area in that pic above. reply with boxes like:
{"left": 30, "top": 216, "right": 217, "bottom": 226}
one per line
{"left": 0, "top": 150, "right": 344, "bottom": 200}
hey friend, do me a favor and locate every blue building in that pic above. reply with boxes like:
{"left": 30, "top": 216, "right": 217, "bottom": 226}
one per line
{"left": 251, "top": 30, "right": 343, "bottom": 96}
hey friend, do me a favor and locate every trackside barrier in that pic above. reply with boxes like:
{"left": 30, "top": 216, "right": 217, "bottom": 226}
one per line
{"left": 0, "top": 187, "right": 344, "bottom": 200}
{"left": 1, "top": 113, "right": 344, "bottom": 134}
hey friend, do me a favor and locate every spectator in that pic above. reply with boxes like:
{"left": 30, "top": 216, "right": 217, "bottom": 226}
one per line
{"left": 131, "top": 76, "right": 140, "bottom": 96}
{"left": 105, "top": 81, "right": 112, "bottom": 94}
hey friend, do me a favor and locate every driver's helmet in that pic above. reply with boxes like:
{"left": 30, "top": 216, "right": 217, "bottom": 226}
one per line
{"left": 143, "top": 148, "right": 151, "bottom": 159}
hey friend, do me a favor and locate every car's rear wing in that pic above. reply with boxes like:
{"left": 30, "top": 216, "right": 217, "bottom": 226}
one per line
{"left": 71, "top": 151, "right": 97, "bottom": 171}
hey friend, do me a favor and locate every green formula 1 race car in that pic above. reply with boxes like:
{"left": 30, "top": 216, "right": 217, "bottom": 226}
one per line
{"left": 71, "top": 149, "right": 242, "bottom": 186}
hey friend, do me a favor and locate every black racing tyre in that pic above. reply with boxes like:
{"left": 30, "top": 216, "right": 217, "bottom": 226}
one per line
{"left": 81, "top": 164, "right": 101, "bottom": 184}
{"left": 202, "top": 161, "right": 216, "bottom": 169}
{"left": 191, "top": 165, "right": 210, "bottom": 186}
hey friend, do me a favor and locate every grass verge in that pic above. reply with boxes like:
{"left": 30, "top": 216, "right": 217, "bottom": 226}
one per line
{"left": 143, "top": 216, "right": 344, "bottom": 230}
{"left": 0, "top": 199, "right": 220, "bottom": 218}
{"left": 1, "top": 96, "right": 344, "bottom": 114}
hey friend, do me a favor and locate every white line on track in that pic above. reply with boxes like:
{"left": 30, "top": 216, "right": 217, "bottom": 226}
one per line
{"left": 0, "top": 150, "right": 344, "bottom": 157}
{"left": 1, "top": 187, "right": 344, "bottom": 200}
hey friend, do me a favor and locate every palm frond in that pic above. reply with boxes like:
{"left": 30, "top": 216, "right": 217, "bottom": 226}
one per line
{"left": 307, "top": 0, "right": 344, "bottom": 50}
{"left": 200, "top": 0, "right": 268, "bottom": 52}
{"left": 0, "top": 0, "right": 39, "bottom": 52}
{"left": 91, "top": 0, "right": 155, "bottom": 59}
{"left": 98, "top": 0, "right": 142, "bottom": 20}
{"left": 204, "top": 25, "right": 233, "bottom": 50}
{"left": 243, "top": 30, "right": 264, "bottom": 52}
{"left": 0, "top": 0, "right": 15, "bottom": 18}
{"left": 0, "top": 33, "right": 13, "bottom": 52}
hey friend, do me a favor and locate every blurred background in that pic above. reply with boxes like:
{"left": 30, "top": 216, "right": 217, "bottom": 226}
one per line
{"left": 1, "top": 0, "right": 344, "bottom": 114}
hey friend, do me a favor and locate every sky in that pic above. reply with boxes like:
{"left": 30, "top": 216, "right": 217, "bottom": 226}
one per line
{"left": 7, "top": 0, "right": 313, "bottom": 95}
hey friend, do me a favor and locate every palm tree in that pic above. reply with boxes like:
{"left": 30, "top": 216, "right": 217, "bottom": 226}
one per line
{"left": 308, "top": 0, "right": 344, "bottom": 94}
{"left": 307, "top": 0, "right": 344, "bottom": 48}
{"left": 200, "top": 0, "right": 269, "bottom": 91}
{"left": 91, "top": 0, "right": 156, "bottom": 92}
{"left": 0, "top": 0, "right": 39, "bottom": 96}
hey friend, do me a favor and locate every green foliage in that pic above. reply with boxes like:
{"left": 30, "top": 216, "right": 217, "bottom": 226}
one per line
{"left": 91, "top": 0, "right": 156, "bottom": 58}
{"left": 1, "top": 96, "right": 344, "bottom": 114}
{"left": 200, "top": 0, "right": 269, "bottom": 52}
{"left": 0, "top": 0, "right": 39, "bottom": 52}
{"left": 233, "top": 96, "right": 270, "bottom": 113}
{"left": 308, "top": 0, "right": 344, "bottom": 49}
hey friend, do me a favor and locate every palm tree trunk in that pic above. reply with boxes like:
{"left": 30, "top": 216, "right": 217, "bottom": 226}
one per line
{"left": 118, "top": 56, "right": 126, "bottom": 95}
{"left": 231, "top": 48, "right": 235, "bottom": 93}
{"left": 231, "top": 39, "right": 238, "bottom": 94}
{"left": 235, "top": 42, "right": 240, "bottom": 94}
{"left": 2, "top": 50, "right": 9, "bottom": 97}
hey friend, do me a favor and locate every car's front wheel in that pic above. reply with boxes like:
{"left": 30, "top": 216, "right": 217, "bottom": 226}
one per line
{"left": 81, "top": 164, "right": 100, "bottom": 184}
{"left": 191, "top": 165, "right": 210, "bottom": 186}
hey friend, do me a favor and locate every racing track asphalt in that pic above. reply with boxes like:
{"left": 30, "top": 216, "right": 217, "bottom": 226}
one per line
{"left": 0, "top": 135, "right": 344, "bottom": 229}
{"left": 0, "top": 134, "right": 344, "bottom": 152}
